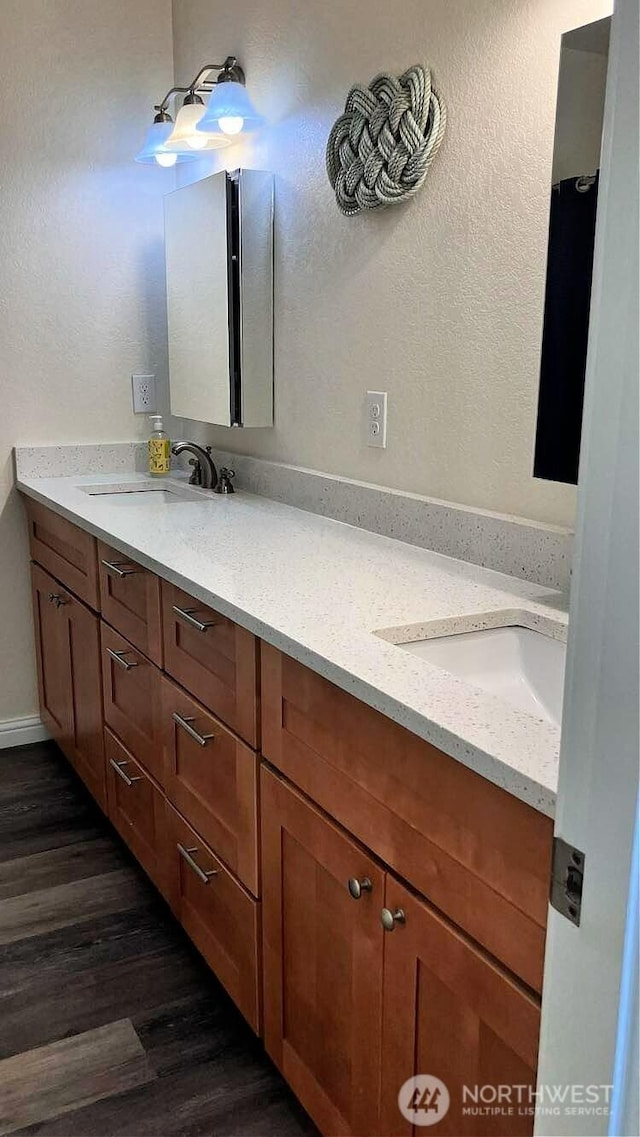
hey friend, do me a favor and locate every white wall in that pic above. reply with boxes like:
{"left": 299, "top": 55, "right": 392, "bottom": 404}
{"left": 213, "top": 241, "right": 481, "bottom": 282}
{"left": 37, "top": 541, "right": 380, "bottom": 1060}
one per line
{"left": 0, "top": 0, "right": 174, "bottom": 723}
{"left": 171, "top": 0, "right": 611, "bottom": 526}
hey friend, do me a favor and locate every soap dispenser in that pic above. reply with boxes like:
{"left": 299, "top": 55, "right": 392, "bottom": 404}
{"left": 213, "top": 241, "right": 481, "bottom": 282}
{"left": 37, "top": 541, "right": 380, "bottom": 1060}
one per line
{"left": 148, "top": 415, "right": 171, "bottom": 478}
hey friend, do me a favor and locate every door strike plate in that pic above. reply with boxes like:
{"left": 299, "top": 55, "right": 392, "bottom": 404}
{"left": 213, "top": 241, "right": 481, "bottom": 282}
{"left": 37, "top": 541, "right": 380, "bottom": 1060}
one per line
{"left": 550, "top": 836, "right": 585, "bottom": 926}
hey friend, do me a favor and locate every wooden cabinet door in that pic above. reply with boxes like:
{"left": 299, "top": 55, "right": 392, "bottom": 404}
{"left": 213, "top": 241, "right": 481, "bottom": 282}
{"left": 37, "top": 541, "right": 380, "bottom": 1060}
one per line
{"left": 31, "top": 563, "right": 105, "bottom": 810}
{"left": 380, "top": 878, "right": 541, "bottom": 1137}
{"left": 101, "top": 623, "right": 163, "bottom": 785}
{"left": 261, "top": 765, "right": 384, "bottom": 1137}
{"left": 105, "top": 728, "right": 166, "bottom": 896}
{"left": 31, "top": 563, "right": 74, "bottom": 752}
{"left": 161, "top": 677, "right": 259, "bottom": 895}
{"left": 163, "top": 803, "right": 261, "bottom": 1033}
{"left": 161, "top": 581, "right": 258, "bottom": 746}
{"left": 68, "top": 590, "right": 106, "bottom": 810}
{"left": 98, "top": 541, "right": 162, "bottom": 664}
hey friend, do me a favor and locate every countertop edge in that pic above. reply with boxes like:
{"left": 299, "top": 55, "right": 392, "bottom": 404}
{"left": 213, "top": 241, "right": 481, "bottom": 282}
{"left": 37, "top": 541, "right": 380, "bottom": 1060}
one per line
{"left": 17, "top": 477, "right": 558, "bottom": 819}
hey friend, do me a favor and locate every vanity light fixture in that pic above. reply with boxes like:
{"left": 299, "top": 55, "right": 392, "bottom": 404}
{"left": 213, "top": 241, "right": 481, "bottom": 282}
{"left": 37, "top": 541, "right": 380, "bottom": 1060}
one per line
{"left": 135, "top": 56, "right": 262, "bottom": 166}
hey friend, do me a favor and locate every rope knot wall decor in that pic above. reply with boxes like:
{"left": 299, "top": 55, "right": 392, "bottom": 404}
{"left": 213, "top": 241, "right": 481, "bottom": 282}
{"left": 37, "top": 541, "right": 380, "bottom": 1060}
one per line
{"left": 326, "top": 64, "right": 446, "bottom": 216}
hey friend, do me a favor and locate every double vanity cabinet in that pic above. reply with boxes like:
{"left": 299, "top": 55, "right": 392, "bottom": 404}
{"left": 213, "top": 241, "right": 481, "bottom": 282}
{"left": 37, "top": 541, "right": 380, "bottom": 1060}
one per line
{"left": 24, "top": 496, "right": 554, "bottom": 1137}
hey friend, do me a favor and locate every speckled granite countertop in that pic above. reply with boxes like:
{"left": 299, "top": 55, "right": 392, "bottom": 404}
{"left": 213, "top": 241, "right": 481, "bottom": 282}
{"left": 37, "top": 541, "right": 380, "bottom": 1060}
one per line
{"left": 17, "top": 471, "right": 569, "bottom": 817}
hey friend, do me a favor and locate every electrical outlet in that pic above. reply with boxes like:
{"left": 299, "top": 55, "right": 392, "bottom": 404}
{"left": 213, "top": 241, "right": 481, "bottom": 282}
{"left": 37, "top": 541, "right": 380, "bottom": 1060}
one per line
{"left": 365, "top": 390, "right": 388, "bottom": 448}
{"left": 131, "top": 374, "right": 156, "bottom": 414}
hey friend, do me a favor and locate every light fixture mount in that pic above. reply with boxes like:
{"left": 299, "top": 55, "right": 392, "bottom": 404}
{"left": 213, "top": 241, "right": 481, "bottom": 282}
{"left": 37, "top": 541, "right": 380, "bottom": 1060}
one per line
{"left": 153, "top": 56, "right": 248, "bottom": 116}
{"left": 217, "top": 57, "right": 245, "bottom": 86}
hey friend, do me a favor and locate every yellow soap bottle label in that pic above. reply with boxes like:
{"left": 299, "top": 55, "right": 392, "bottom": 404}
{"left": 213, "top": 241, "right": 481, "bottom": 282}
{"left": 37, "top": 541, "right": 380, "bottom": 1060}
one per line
{"left": 148, "top": 438, "right": 171, "bottom": 475}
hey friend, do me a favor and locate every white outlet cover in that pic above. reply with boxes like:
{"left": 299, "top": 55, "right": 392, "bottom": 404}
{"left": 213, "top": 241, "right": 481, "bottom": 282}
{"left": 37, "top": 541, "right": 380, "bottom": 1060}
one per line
{"left": 365, "top": 390, "right": 387, "bottom": 448}
{"left": 132, "top": 374, "right": 156, "bottom": 414}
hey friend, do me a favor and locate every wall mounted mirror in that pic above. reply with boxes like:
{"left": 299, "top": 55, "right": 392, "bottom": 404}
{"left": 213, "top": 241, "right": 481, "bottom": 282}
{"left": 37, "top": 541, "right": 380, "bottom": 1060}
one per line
{"left": 534, "top": 17, "right": 610, "bottom": 485}
{"left": 164, "top": 168, "right": 274, "bottom": 428}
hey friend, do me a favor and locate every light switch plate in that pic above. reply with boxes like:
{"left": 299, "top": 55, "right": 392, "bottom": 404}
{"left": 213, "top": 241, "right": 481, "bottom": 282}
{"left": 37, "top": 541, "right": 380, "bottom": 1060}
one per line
{"left": 365, "top": 390, "right": 387, "bottom": 448}
{"left": 132, "top": 374, "right": 156, "bottom": 414}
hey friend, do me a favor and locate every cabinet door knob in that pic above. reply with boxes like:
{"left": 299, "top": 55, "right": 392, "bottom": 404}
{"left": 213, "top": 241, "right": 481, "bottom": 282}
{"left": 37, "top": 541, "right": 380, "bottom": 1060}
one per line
{"left": 381, "top": 907, "right": 406, "bottom": 931}
{"left": 347, "top": 877, "right": 372, "bottom": 900}
{"left": 48, "top": 592, "right": 67, "bottom": 608}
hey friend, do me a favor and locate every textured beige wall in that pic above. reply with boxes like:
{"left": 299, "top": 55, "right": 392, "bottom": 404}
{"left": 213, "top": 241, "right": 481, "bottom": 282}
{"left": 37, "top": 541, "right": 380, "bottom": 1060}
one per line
{"left": 172, "top": 0, "right": 611, "bottom": 526}
{"left": 0, "top": 0, "right": 174, "bottom": 722}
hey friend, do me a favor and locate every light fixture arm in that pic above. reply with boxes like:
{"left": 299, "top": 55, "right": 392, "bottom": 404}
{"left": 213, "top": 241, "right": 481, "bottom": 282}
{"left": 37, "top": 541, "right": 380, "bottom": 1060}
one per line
{"left": 155, "top": 57, "right": 246, "bottom": 113}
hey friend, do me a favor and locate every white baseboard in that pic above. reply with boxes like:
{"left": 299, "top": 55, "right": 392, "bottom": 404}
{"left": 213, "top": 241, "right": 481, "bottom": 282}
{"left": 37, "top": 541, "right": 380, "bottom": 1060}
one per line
{"left": 0, "top": 715, "right": 51, "bottom": 749}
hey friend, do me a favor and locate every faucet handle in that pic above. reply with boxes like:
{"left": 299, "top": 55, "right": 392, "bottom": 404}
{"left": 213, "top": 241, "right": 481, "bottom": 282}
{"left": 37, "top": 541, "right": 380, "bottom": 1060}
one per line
{"left": 187, "top": 458, "right": 203, "bottom": 486}
{"left": 214, "top": 467, "right": 235, "bottom": 494}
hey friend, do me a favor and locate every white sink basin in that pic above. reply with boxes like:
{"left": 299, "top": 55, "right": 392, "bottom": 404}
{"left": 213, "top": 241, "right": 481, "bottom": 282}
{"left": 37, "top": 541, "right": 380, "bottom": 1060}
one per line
{"left": 397, "top": 625, "right": 566, "bottom": 725}
{"left": 78, "top": 480, "right": 207, "bottom": 504}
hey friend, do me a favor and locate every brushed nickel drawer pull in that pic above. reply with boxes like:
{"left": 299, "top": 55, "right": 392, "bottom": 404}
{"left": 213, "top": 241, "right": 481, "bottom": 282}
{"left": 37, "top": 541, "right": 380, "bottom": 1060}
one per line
{"left": 381, "top": 907, "right": 406, "bottom": 931}
{"left": 106, "top": 647, "right": 138, "bottom": 671}
{"left": 172, "top": 712, "right": 216, "bottom": 747}
{"left": 172, "top": 605, "right": 217, "bottom": 633}
{"left": 177, "top": 843, "right": 218, "bottom": 884}
{"left": 48, "top": 592, "right": 67, "bottom": 608}
{"left": 348, "top": 877, "right": 372, "bottom": 900}
{"left": 101, "top": 559, "right": 140, "bottom": 578}
{"left": 109, "top": 758, "right": 142, "bottom": 786}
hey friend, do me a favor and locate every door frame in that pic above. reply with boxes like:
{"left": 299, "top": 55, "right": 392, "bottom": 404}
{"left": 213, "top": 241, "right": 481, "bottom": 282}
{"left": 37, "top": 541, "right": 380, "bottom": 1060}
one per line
{"left": 535, "top": 0, "right": 639, "bottom": 1133}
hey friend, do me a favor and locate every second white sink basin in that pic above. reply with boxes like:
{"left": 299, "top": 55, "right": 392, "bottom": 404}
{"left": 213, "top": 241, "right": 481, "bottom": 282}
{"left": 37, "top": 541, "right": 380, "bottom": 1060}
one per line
{"left": 397, "top": 625, "right": 566, "bottom": 725}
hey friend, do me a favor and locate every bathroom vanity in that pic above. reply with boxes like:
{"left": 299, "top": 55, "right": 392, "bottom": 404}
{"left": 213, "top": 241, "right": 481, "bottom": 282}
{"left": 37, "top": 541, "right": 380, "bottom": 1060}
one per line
{"left": 19, "top": 476, "right": 560, "bottom": 1137}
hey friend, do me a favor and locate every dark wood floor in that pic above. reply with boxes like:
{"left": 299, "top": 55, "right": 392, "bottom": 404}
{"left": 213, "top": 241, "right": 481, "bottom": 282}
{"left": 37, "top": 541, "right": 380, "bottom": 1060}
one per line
{"left": 0, "top": 742, "right": 316, "bottom": 1137}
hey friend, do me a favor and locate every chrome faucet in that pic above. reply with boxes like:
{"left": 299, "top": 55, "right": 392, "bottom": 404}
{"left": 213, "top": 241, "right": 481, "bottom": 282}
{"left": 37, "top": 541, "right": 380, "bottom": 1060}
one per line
{"left": 171, "top": 442, "right": 218, "bottom": 490}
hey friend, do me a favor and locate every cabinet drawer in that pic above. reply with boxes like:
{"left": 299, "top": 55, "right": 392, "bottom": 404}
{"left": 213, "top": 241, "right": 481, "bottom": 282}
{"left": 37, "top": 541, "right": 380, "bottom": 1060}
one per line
{"left": 261, "top": 644, "right": 554, "bottom": 993}
{"left": 161, "top": 677, "right": 259, "bottom": 895}
{"left": 105, "top": 728, "right": 166, "bottom": 896}
{"left": 164, "top": 803, "right": 261, "bottom": 1033}
{"left": 98, "top": 542, "right": 162, "bottom": 664}
{"left": 101, "top": 623, "right": 163, "bottom": 785}
{"left": 25, "top": 499, "right": 98, "bottom": 609}
{"left": 161, "top": 581, "right": 258, "bottom": 746}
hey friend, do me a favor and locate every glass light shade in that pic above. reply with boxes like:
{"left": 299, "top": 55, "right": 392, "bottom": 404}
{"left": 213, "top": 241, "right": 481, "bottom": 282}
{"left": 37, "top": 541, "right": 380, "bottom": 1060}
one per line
{"left": 164, "top": 103, "right": 232, "bottom": 152}
{"left": 196, "top": 81, "right": 264, "bottom": 136}
{"left": 134, "top": 120, "right": 198, "bottom": 165}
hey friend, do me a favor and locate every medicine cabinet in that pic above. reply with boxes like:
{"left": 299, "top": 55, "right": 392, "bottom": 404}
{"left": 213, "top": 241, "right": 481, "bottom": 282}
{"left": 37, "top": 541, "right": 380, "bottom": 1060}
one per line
{"left": 164, "top": 168, "right": 274, "bottom": 428}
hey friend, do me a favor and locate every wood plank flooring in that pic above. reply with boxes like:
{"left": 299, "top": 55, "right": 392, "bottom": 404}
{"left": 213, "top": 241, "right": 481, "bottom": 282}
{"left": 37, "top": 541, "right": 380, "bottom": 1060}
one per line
{"left": 0, "top": 743, "right": 316, "bottom": 1137}
{"left": 0, "top": 1022, "right": 154, "bottom": 1135}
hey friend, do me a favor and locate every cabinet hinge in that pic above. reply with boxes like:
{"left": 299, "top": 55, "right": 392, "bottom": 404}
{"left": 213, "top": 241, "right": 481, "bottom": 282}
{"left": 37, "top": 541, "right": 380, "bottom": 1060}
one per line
{"left": 550, "top": 836, "right": 585, "bottom": 926}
